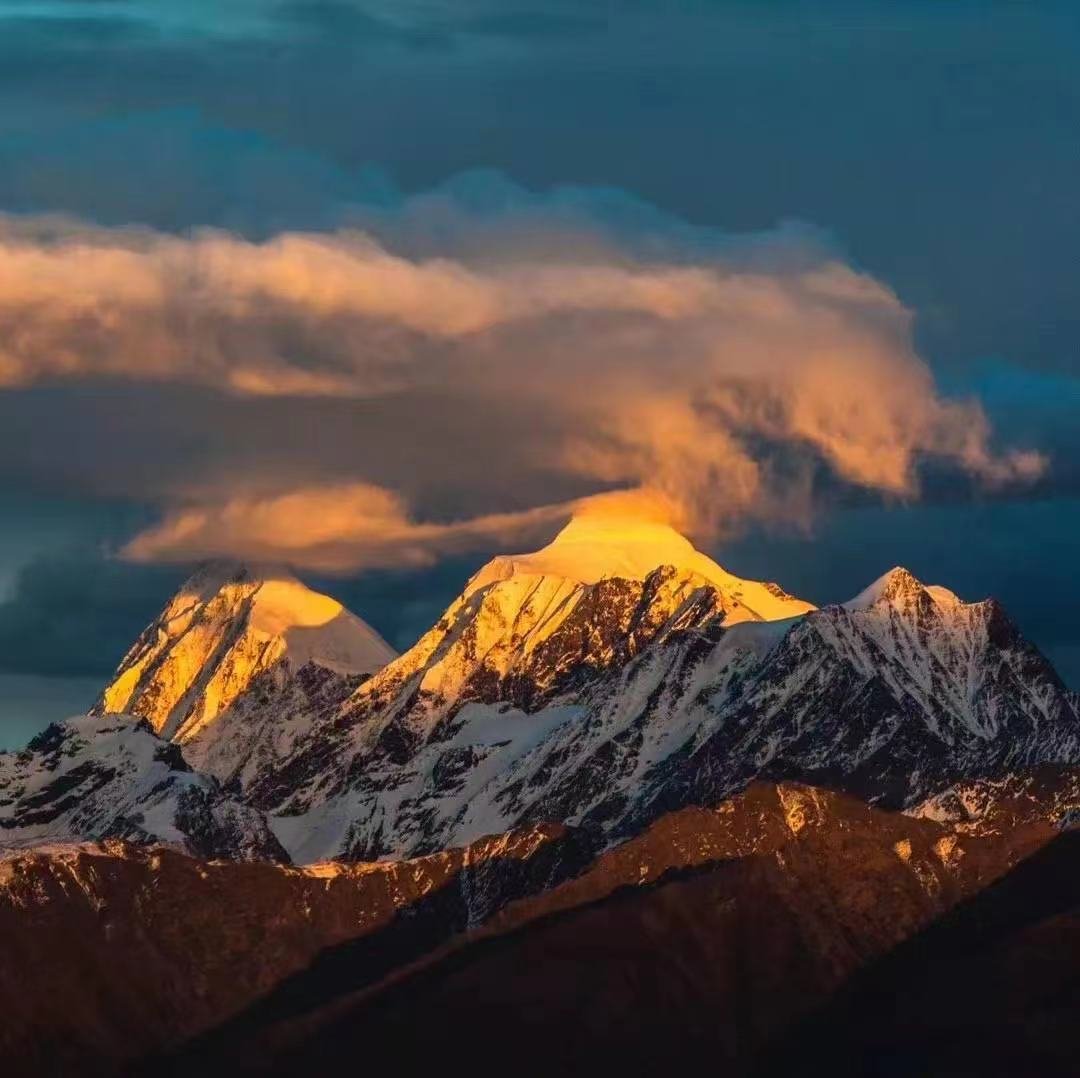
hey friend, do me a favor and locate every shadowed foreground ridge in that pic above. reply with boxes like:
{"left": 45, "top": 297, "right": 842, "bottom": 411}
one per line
{"left": 761, "top": 829, "right": 1080, "bottom": 1078}
{"left": 162, "top": 783, "right": 1052, "bottom": 1077}
{"left": 0, "top": 823, "right": 590, "bottom": 1075}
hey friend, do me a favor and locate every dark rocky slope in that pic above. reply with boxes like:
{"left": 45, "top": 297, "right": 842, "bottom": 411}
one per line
{"left": 0, "top": 824, "right": 589, "bottom": 1075}
{"left": 165, "top": 783, "right": 1053, "bottom": 1077}
{"left": 761, "top": 828, "right": 1080, "bottom": 1078}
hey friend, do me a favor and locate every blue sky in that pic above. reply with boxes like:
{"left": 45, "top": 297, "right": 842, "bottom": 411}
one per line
{"left": 1, "top": 0, "right": 1078, "bottom": 745}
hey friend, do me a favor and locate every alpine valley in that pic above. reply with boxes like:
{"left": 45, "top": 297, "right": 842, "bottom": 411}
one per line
{"left": 3, "top": 511, "right": 1080, "bottom": 1075}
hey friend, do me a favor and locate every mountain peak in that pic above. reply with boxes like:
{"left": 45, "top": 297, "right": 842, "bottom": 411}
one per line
{"left": 844, "top": 566, "right": 963, "bottom": 613}
{"left": 172, "top": 561, "right": 397, "bottom": 670}
{"left": 465, "top": 512, "right": 814, "bottom": 625}
{"left": 182, "top": 558, "right": 303, "bottom": 601}
{"left": 0, "top": 714, "right": 286, "bottom": 860}
{"left": 97, "top": 565, "right": 396, "bottom": 743}
{"left": 471, "top": 514, "right": 715, "bottom": 588}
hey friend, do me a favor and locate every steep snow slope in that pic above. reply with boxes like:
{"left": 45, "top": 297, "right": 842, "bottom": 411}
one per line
{"left": 630, "top": 567, "right": 1080, "bottom": 822}
{"left": 95, "top": 563, "right": 396, "bottom": 787}
{"left": 21, "top": 518, "right": 1076, "bottom": 865}
{"left": 0, "top": 715, "right": 285, "bottom": 860}
{"left": 382, "top": 514, "right": 812, "bottom": 728}
{"left": 255, "top": 563, "right": 1080, "bottom": 862}
{"left": 236, "top": 518, "right": 815, "bottom": 855}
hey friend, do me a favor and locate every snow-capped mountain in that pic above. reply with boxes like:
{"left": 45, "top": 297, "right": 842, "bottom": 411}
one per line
{"left": 8, "top": 516, "right": 1077, "bottom": 866}
{"left": 94, "top": 562, "right": 396, "bottom": 790}
{"left": 649, "top": 566, "right": 1080, "bottom": 817}
{"left": 0, "top": 715, "right": 285, "bottom": 860}
{"left": 248, "top": 549, "right": 1080, "bottom": 863}
{"left": 228, "top": 516, "right": 812, "bottom": 857}
{"left": 464, "top": 513, "right": 815, "bottom": 623}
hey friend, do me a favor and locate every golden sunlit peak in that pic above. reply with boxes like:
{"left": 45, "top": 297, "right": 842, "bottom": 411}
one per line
{"left": 530, "top": 515, "right": 726, "bottom": 589}
{"left": 179, "top": 561, "right": 346, "bottom": 631}
{"left": 546, "top": 514, "right": 699, "bottom": 565}
{"left": 464, "top": 487, "right": 815, "bottom": 624}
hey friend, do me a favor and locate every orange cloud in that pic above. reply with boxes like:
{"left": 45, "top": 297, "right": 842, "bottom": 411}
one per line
{"left": 121, "top": 484, "right": 705, "bottom": 573}
{"left": 121, "top": 482, "right": 579, "bottom": 572}
{"left": 0, "top": 212, "right": 1044, "bottom": 565}
{"left": 0, "top": 217, "right": 746, "bottom": 396}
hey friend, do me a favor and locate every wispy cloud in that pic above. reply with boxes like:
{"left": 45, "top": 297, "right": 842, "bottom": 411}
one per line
{"left": 121, "top": 481, "right": 576, "bottom": 571}
{"left": 0, "top": 185, "right": 1044, "bottom": 570}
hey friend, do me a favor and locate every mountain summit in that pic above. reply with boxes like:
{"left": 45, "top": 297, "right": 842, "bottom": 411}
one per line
{"left": 9, "top": 523, "right": 1074, "bottom": 867}
{"left": 94, "top": 563, "right": 396, "bottom": 786}
{"left": 466, "top": 514, "right": 815, "bottom": 624}
{"left": 844, "top": 565, "right": 963, "bottom": 613}
{"left": 246, "top": 542, "right": 1080, "bottom": 862}
{"left": 239, "top": 518, "right": 822, "bottom": 859}
{"left": 349, "top": 513, "right": 817, "bottom": 738}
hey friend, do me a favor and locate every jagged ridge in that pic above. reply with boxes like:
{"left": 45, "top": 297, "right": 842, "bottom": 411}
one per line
{"left": 9, "top": 522, "right": 1079, "bottom": 867}
{"left": 253, "top": 563, "right": 1080, "bottom": 862}
{"left": 0, "top": 782, "right": 1050, "bottom": 1075}
{"left": 0, "top": 715, "right": 285, "bottom": 860}
{"left": 95, "top": 563, "right": 396, "bottom": 790}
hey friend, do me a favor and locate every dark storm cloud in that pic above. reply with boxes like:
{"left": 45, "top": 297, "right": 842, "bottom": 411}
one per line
{"left": 0, "top": 487, "right": 183, "bottom": 684}
{"left": 0, "top": 380, "right": 592, "bottom": 516}
{"left": 0, "top": 111, "right": 380, "bottom": 233}
{"left": 453, "top": 10, "right": 606, "bottom": 40}
{"left": 273, "top": 1, "right": 452, "bottom": 47}
{"left": 0, "top": 13, "right": 149, "bottom": 44}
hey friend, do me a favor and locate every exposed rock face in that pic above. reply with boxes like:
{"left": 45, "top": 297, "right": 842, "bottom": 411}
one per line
{"left": 0, "top": 822, "right": 590, "bottom": 1075}
{"left": 253, "top": 563, "right": 744, "bottom": 859}
{"left": 94, "top": 563, "right": 396, "bottom": 792}
{"left": 166, "top": 783, "right": 1052, "bottom": 1077}
{"left": 229, "top": 519, "right": 816, "bottom": 861}
{"left": 0, "top": 716, "right": 285, "bottom": 861}
{"left": 247, "top": 560, "right": 1080, "bottom": 863}
{"left": 909, "top": 764, "right": 1080, "bottom": 833}
{"left": 650, "top": 567, "right": 1080, "bottom": 817}
{"left": 10, "top": 523, "right": 1079, "bottom": 867}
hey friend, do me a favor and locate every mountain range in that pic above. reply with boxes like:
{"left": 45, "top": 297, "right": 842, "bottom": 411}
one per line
{"left": 3, "top": 511, "right": 1080, "bottom": 1073}
{"left": 5, "top": 511, "right": 1078, "bottom": 862}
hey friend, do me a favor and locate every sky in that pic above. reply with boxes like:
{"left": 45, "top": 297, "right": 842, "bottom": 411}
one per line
{"left": 0, "top": 0, "right": 1078, "bottom": 747}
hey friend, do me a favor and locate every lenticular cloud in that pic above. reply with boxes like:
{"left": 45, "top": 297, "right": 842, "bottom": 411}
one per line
{"left": 0, "top": 186, "right": 1043, "bottom": 569}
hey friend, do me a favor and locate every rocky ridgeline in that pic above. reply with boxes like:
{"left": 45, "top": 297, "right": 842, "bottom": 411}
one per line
{"left": 5, "top": 518, "right": 1080, "bottom": 863}
{"left": 0, "top": 782, "right": 1053, "bottom": 1074}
